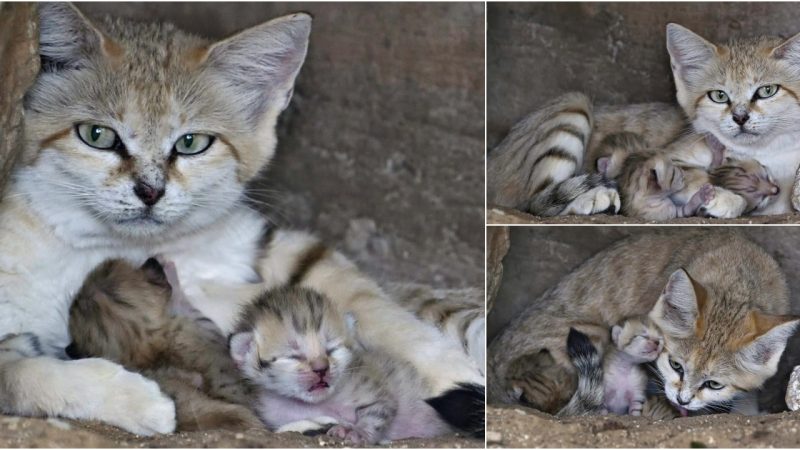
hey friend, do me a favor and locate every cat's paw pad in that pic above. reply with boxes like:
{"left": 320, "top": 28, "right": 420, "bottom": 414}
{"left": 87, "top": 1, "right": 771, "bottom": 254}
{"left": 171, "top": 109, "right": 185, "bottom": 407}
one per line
{"left": 561, "top": 186, "right": 621, "bottom": 216}
{"left": 105, "top": 368, "right": 176, "bottom": 435}
{"left": 698, "top": 187, "right": 747, "bottom": 219}
{"left": 327, "top": 425, "right": 373, "bottom": 444}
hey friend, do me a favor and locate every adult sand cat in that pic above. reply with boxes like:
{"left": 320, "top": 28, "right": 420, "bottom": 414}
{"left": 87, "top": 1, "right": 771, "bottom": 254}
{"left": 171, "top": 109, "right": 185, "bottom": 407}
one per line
{"left": 0, "top": 3, "right": 482, "bottom": 435}
{"left": 487, "top": 230, "right": 799, "bottom": 417}
{"left": 488, "top": 23, "right": 800, "bottom": 217}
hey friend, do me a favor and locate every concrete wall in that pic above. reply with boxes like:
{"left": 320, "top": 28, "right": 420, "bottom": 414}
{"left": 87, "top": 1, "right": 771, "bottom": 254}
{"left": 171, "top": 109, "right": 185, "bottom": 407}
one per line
{"left": 72, "top": 2, "right": 485, "bottom": 288}
{"left": 487, "top": 2, "right": 800, "bottom": 147}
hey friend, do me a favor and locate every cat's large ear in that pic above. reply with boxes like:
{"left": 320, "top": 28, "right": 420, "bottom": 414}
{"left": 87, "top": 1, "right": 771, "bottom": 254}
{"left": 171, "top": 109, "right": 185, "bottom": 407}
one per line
{"left": 735, "top": 312, "right": 800, "bottom": 378}
{"left": 37, "top": 3, "right": 122, "bottom": 70}
{"left": 203, "top": 13, "right": 311, "bottom": 124}
{"left": 666, "top": 23, "right": 717, "bottom": 82}
{"left": 772, "top": 31, "right": 800, "bottom": 66}
{"left": 228, "top": 331, "right": 256, "bottom": 368}
{"left": 649, "top": 268, "right": 704, "bottom": 338}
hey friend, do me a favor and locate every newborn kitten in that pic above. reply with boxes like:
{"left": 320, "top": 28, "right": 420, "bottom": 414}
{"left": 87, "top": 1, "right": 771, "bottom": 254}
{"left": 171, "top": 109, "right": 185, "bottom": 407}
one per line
{"left": 596, "top": 133, "right": 716, "bottom": 220}
{"left": 603, "top": 317, "right": 663, "bottom": 416}
{"left": 557, "top": 317, "right": 662, "bottom": 417}
{"left": 68, "top": 259, "right": 262, "bottom": 432}
{"left": 710, "top": 157, "right": 781, "bottom": 213}
{"left": 229, "top": 286, "right": 452, "bottom": 444}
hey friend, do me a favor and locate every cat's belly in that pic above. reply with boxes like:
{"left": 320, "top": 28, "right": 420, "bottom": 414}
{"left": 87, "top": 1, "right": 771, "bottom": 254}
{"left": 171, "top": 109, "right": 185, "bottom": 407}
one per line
{"left": 256, "top": 391, "right": 357, "bottom": 429}
{"left": 387, "top": 397, "right": 450, "bottom": 440}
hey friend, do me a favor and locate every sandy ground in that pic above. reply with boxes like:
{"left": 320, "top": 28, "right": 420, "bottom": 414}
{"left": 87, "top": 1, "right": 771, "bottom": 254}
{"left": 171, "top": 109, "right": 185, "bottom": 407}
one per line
{"left": 487, "top": 206, "right": 800, "bottom": 225}
{"left": 486, "top": 405, "right": 800, "bottom": 448}
{"left": 0, "top": 415, "right": 481, "bottom": 448}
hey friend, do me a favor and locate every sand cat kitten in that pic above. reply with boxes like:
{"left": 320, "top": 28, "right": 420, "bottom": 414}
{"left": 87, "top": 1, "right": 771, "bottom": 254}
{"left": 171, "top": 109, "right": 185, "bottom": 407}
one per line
{"left": 67, "top": 259, "right": 262, "bottom": 432}
{"left": 709, "top": 158, "right": 781, "bottom": 213}
{"left": 1, "top": 3, "right": 480, "bottom": 433}
{"left": 488, "top": 23, "right": 800, "bottom": 217}
{"left": 488, "top": 230, "right": 799, "bottom": 417}
{"left": 557, "top": 318, "right": 662, "bottom": 417}
{"left": 229, "top": 286, "right": 453, "bottom": 444}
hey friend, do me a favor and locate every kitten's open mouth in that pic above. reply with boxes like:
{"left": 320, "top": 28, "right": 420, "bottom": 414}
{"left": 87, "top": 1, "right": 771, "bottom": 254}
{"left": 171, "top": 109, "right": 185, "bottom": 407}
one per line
{"left": 309, "top": 381, "right": 329, "bottom": 392}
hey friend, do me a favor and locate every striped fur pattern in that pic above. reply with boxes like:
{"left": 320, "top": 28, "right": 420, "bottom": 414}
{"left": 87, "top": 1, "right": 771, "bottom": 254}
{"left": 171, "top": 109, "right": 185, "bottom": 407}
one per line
{"left": 67, "top": 259, "right": 263, "bottom": 432}
{"left": 556, "top": 329, "right": 605, "bottom": 417}
{"left": 487, "top": 93, "right": 621, "bottom": 216}
{"left": 386, "top": 283, "right": 485, "bottom": 375}
{"left": 229, "top": 286, "right": 452, "bottom": 444}
{"left": 709, "top": 158, "right": 781, "bottom": 213}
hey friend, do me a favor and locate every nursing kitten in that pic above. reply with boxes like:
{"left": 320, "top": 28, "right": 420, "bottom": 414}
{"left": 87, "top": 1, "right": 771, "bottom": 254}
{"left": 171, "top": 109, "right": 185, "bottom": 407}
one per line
{"left": 67, "top": 259, "right": 262, "bottom": 432}
{"left": 228, "top": 286, "right": 453, "bottom": 444}
{"left": 488, "top": 23, "right": 800, "bottom": 217}
{"left": 557, "top": 318, "right": 662, "bottom": 417}
{"left": 0, "top": 3, "right": 481, "bottom": 433}
{"left": 167, "top": 228, "right": 486, "bottom": 437}
{"left": 488, "top": 230, "right": 799, "bottom": 418}
{"left": 709, "top": 157, "right": 781, "bottom": 213}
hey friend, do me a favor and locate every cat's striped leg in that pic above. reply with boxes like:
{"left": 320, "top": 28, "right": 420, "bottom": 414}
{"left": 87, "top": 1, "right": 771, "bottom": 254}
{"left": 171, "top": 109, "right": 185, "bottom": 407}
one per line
{"left": 0, "top": 334, "right": 175, "bottom": 436}
{"left": 488, "top": 92, "right": 619, "bottom": 216}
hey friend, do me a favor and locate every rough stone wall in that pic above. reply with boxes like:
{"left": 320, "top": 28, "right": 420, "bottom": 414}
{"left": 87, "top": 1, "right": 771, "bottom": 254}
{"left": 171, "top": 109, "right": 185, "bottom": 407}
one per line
{"left": 487, "top": 2, "right": 800, "bottom": 147}
{"left": 0, "top": 3, "right": 39, "bottom": 195}
{"left": 25, "top": 3, "right": 486, "bottom": 289}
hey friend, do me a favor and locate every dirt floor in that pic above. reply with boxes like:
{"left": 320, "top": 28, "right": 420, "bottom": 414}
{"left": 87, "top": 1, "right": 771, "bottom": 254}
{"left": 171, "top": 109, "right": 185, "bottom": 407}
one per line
{"left": 487, "top": 404, "right": 800, "bottom": 448}
{"left": 0, "top": 415, "right": 481, "bottom": 448}
{"left": 487, "top": 206, "right": 800, "bottom": 225}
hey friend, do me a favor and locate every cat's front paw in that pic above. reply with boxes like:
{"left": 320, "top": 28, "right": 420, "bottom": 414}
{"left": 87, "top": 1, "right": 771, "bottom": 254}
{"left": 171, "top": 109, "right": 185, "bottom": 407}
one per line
{"left": 561, "top": 186, "right": 621, "bottom": 216}
{"left": 698, "top": 187, "right": 747, "bottom": 219}
{"left": 327, "top": 424, "right": 376, "bottom": 445}
{"left": 96, "top": 362, "right": 176, "bottom": 435}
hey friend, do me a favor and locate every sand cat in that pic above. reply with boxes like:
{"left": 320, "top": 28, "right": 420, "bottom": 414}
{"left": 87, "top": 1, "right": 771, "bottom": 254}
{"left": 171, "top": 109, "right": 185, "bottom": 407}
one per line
{"left": 229, "top": 286, "right": 454, "bottom": 444}
{"left": 0, "top": 3, "right": 481, "bottom": 434}
{"left": 67, "top": 259, "right": 262, "bottom": 432}
{"left": 488, "top": 230, "right": 799, "bottom": 418}
{"left": 488, "top": 23, "right": 800, "bottom": 218}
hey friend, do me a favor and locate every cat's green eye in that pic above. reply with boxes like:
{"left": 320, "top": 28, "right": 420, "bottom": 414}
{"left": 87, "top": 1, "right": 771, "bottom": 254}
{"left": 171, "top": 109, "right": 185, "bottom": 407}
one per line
{"left": 755, "top": 84, "right": 780, "bottom": 99}
{"left": 702, "top": 380, "right": 724, "bottom": 390}
{"left": 76, "top": 124, "right": 118, "bottom": 149}
{"left": 707, "top": 90, "right": 729, "bottom": 104}
{"left": 668, "top": 358, "right": 683, "bottom": 374}
{"left": 173, "top": 133, "right": 214, "bottom": 155}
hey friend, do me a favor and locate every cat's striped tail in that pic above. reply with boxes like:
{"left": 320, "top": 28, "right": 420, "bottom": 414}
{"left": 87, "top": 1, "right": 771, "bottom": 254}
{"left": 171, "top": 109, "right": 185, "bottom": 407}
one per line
{"left": 556, "top": 328, "right": 606, "bottom": 417}
{"left": 488, "top": 92, "right": 620, "bottom": 216}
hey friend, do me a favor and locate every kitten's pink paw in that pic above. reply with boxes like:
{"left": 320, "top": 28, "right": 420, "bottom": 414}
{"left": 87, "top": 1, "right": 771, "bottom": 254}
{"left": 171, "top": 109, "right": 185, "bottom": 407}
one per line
{"left": 698, "top": 183, "right": 715, "bottom": 205}
{"left": 327, "top": 425, "right": 371, "bottom": 444}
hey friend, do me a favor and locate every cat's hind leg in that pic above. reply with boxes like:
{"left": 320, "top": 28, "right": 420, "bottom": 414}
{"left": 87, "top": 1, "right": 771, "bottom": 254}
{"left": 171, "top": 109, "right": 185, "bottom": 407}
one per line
{"left": 488, "top": 92, "right": 618, "bottom": 216}
{"left": 0, "top": 350, "right": 175, "bottom": 435}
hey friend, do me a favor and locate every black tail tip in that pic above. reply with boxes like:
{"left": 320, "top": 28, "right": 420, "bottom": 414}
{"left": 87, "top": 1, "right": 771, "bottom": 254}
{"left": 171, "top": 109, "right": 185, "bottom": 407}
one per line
{"left": 425, "top": 383, "right": 484, "bottom": 438}
{"left": 566, "top": 328, "right": 597, "bottom": 360}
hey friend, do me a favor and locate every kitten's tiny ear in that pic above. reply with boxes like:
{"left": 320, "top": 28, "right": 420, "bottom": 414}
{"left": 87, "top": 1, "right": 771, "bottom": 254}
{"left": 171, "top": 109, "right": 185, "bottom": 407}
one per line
{"left": 772, "top": 31, "right": 800, "bottom": 66}
{"left": 649, "top": 268, "right": 703, "bottom": 338}
{"left": 736, "top": 313, "right": 800, "bottom": 378}
{"left": 611, "top": 325, "right": 622, "bottom": 345}
{"left": 665, "top": 23, "right": 717, "bottom": 83}
{"left": 37, "top": 3, "right": 123, "bottom": 70}
{"left": 204, "top": 12, "right": 311, "bottom": 123}
{"left": 229, "top": 331, "right": 256, "bottom": 368}
{"left": 140, "top": 258, "right": 169, "bottom": 289}
{"left": 597, "top": 157, "right": 611, "bottom": 177}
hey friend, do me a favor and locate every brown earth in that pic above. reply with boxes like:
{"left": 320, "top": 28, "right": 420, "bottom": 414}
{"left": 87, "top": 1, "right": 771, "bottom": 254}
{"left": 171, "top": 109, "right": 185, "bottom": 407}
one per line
{"left": 487, "top": 405, "right": 800, "bottom": 448}
{"left": 0, "top": 415, "right": 481, "bottom": 448}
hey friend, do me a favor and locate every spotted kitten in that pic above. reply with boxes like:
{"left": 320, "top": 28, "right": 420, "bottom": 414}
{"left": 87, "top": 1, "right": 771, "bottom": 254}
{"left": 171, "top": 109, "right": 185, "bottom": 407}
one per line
{"left": 229, "top": 286, "right": 453, "bottom": 444}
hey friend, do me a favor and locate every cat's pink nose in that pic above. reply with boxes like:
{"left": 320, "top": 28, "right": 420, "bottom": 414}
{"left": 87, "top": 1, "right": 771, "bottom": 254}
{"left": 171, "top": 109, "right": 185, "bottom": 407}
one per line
{"left": 310, "top": 357, "right": 329, "bottom": 376}
{"left": 134, "top": 180, "right": 165, "bottom": 206}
